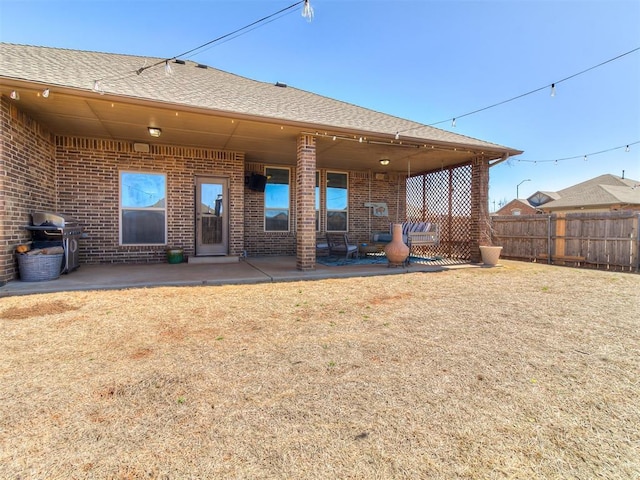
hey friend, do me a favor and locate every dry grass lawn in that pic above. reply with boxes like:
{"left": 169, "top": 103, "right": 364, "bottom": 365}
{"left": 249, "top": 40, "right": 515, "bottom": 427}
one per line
{"left": 1, "top": 261, "right": 639, "bottom": 479}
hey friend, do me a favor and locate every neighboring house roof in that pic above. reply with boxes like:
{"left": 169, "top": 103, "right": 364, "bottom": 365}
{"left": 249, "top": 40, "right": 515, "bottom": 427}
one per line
{"left": 495, "top": 198, "right": 539, "bottom": 215}
{"left": 0, "top": 43, "right": 521, "bottom": 157}
{"left": 527, "top": 191, "right": 561, "bottom": 207}
{"left": 537, "top": 174, "right": 640, "bottom": 211}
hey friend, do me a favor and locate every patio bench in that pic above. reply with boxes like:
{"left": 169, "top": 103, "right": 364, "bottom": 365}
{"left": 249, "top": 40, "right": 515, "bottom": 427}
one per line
{"left": 371, "top": 222, "right": 439, "bottom": 254}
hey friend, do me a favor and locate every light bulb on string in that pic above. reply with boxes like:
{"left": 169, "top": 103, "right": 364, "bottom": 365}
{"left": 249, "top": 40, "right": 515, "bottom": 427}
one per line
{"left": 165, "top": 61, "right": 173, "bottom": 76}
{"left": 451, "top": 118, "right": 456, "bottom": 127}
{"left": 395, "top": 132, "right": 400, "bottom": 140}
{"left": 626, "top": 145, "right": 630, "bottom": 152}
{"left": 583, "top": 155, "right": 587, "bottom": 161}
{"left": 550, "top": 83, "right": 556, "bottom": 97}
{"left": 301, "top": 0, "right": 314, "bottom": 22}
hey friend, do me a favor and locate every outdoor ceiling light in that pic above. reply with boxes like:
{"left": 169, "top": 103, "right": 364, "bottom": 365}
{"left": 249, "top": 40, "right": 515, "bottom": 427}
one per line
{"left": 379, "top": 159, "right": 390, "bottom": 166}
{"left": 148, "top": 127, "right": 162, "bottom": 138}
{"left": 42, "top": 88, "right": 50, "bottom": 98}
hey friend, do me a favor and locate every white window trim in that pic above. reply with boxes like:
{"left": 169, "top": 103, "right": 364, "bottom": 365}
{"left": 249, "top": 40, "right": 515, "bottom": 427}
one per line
{"left": 119, "top": 170, "right": 168, "bottom": 246}
{"left": 326, "top": 170, "right": 349, "bottom": 232}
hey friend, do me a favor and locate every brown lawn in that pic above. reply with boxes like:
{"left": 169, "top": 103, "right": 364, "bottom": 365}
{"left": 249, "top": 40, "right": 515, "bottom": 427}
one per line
{"left": 0, "top": 261, "right": 639, "bottom": 479}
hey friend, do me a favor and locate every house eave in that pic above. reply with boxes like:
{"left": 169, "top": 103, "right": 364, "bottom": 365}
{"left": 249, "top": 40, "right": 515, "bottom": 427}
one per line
{"left": 1, "top": 77, "right": 522, "bottom": 172}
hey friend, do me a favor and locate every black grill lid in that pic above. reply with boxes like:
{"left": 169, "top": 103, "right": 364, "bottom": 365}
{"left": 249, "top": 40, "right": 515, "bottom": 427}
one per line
{"left": 31, "top": 212, "right": 79, "bottom": 228}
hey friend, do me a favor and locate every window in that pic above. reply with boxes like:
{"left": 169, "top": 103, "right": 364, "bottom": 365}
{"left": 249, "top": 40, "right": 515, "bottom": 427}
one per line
{"left": 326, "top": 171, "right": 348, "bottom": 231}
{"left": 315, "top": 171, "right": 320, "bottom": 231}
{"left": 120, "top": 171, "right": 167, "bottom": 245}
{"left": 265, "top": 167, "right": 290, "bottom": 231}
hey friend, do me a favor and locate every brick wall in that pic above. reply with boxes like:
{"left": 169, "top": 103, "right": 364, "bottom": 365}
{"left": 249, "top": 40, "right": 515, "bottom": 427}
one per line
{"left": 55, "top": 137, "right": 245, "bottom": 265}
{"left": 470, "top": 156, "right": 490, "bottom": 263}
{"left": 1, "top": 101, "right": 411, "bottom": 281}
{"left": 350, "top": 171, "right": 406, "bottom": 245}
{"left": 243, "top": 162, "right": 406, "bottom": 257}
{"left": 0, "top": 96, "right": 57, "bottom": 285}
{"left": 296, "top": 135, "right": 317, "bottom": 270}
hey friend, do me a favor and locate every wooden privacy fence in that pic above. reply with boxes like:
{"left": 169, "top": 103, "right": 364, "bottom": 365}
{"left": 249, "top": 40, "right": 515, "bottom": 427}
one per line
{"left": 492, "top": 212, "right": 640, "bottom": 272}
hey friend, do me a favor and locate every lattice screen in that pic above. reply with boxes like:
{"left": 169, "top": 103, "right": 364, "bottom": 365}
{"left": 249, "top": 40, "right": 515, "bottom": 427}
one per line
{"left": 406, "top": 164, "right": 472, "bottom": 260}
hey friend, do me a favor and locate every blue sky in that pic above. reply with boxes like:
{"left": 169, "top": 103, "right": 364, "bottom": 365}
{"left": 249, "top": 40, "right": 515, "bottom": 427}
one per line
{"left": 1, "top": 0, "right": 638, "bottom": 210}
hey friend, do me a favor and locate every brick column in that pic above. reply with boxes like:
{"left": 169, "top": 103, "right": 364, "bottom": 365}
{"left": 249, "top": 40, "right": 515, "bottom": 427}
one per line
{"left": 470, "top": 156, "right": 490, "bottom": 263}
{"left": 296, "top": 134, "right": 317, "bottom": 270}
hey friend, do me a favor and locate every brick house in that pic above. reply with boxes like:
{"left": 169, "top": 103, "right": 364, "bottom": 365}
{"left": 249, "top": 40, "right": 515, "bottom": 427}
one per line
{"left": 0, "top": 43, "right": 522, "bottom": 285}
{"left": 495, "top": 199, "right": 541, "bottom": 216}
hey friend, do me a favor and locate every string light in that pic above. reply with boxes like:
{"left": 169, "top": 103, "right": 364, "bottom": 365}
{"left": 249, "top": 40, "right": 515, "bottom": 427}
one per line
{"left": 164, "top": 61, "right": 173, "bottom": 76}
{"left": 94, "top": 0, "right": 311, "bottom": 88}
{"left": 396, "top": 47, "right": 639, "bottom": 133}
{"left": 517, "top": 141, "right": 639, "bottom": 164}
{"left": 302, "top": 0, "right": 314, "bottom": 21}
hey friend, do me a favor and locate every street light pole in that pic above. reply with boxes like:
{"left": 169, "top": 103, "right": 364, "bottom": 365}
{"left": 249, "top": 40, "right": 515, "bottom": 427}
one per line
{"left": 517, "top": 179, "right": 531, "bottom": 199}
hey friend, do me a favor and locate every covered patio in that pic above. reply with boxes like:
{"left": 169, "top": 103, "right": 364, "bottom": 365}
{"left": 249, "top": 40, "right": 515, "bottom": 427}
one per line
{"left": 0, "top": 44, "right": 522, "bottom": 284}
{"left": 0, "top": 255, "right": 476, "bottom": 297}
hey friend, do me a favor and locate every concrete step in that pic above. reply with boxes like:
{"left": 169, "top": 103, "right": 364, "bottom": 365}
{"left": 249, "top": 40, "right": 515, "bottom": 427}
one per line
{"left": 187, "top": 256, "right": 240, "bottom": 264}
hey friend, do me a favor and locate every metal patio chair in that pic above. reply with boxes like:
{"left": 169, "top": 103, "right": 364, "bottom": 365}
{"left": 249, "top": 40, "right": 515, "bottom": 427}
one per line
{"left": 326, "top": 233, "right": 358, "bottom": 259}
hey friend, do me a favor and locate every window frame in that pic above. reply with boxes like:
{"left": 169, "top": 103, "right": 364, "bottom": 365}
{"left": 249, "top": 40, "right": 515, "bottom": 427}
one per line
{"left": 264, "top": 166, "right": 291, "bottom": 232}
{"left": 315, "top": 170, "right": 321, "bottom": 232}
{"left": 119, "top": 170, "right": 167, "bottom": 246}
{"left": 325, "top": 170, "right": 349, "bottom": 232}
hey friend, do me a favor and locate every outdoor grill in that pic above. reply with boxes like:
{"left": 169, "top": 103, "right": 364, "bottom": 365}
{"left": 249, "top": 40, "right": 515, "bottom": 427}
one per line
{"left": 25, "top": 212, "right": 84, "bottom": 273}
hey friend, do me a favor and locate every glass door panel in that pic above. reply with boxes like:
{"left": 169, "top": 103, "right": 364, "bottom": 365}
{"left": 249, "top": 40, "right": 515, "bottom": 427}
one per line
{"left": 196, "top": 177, "right": 228, "bottom": 255}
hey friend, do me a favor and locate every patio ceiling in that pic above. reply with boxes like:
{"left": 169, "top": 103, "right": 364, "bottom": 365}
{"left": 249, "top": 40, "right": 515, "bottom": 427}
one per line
{"left": 1, "top": 83, "right": 508, "bottom": 174}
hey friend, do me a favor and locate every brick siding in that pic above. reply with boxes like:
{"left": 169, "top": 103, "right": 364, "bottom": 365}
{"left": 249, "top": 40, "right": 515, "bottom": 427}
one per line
{"left": 55, "top": 137, "right": 245, "bottom": 265}
{"left": 470, "top": 156, "right": 490, "bottom": 263}
{"left": 0, "top": 96, "right": 57, "bottom": 285}
{"left": 1, "top": 101, "right": 413, "bottom": 282}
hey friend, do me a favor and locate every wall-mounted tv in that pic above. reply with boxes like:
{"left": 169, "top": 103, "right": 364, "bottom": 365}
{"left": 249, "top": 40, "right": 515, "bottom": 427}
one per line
{"left": 246, "top": 173, "right": 267, "bottom": 192}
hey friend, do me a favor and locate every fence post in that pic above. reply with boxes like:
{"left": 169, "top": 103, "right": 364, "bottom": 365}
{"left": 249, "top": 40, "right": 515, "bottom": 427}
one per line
{"left": 546, "top": 215, "right": 552, "bottom": 264}
{"left": 636, "top": 213, "right": 640, "bottom": 273}
{"left": 555, "top": 213, "right": 567, "bottom": 262}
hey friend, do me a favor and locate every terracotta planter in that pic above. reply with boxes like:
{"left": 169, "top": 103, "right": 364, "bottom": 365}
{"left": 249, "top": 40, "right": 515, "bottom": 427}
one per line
{"left": 385, "top": 224, "right": 410, "bottom": 266}
{"left": 479, "top": 245, "right": 502, "bottom": 266}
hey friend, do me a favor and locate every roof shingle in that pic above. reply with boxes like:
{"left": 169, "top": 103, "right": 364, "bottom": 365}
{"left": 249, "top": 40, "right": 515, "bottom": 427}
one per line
{"left": 0, "top": 43, "right": 521, "bottom": 153}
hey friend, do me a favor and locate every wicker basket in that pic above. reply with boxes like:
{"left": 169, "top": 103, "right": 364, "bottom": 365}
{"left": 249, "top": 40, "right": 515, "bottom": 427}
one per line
{"left": 17, "top": 253, "right": 64, "bottom": 282}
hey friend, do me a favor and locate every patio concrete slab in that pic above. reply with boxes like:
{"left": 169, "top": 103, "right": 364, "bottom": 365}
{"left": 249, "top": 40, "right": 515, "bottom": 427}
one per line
{"left": 0, "top": 256, "right": 462, "bottom": 297}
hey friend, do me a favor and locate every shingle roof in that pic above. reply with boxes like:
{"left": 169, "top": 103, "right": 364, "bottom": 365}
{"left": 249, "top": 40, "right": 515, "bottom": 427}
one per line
{"left": 0, "top": 43, "right": 520, "bottom": 153}
{"left": 541, "top": 174, "right": 640, "bottom": 210}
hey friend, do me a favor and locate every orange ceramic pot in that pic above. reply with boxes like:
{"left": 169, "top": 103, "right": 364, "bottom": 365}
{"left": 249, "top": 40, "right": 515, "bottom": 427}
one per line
{"left": 385, "top": 223, "right": 410, "bottom": 266}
